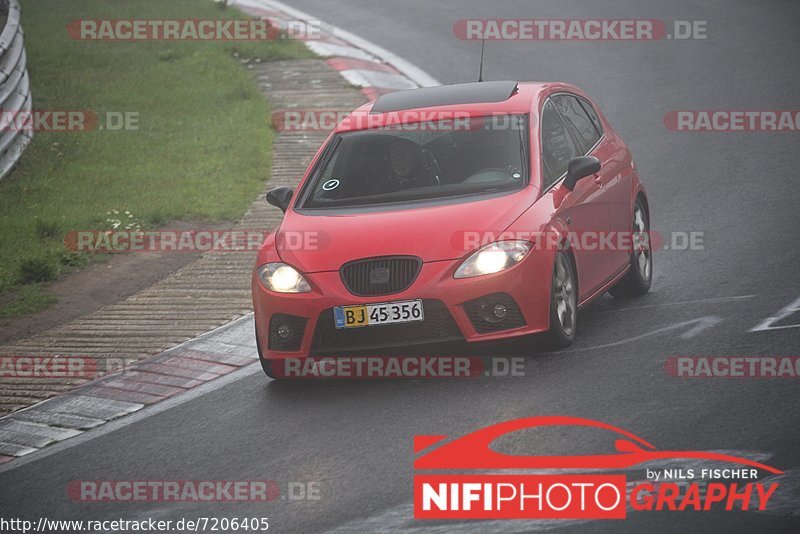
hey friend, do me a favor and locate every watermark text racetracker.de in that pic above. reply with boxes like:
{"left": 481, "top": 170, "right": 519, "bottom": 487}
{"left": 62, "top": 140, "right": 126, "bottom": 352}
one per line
{"left": 0, "top": 110, "right": 138, "bottom": 132}
{"left": 0, "top": 355, "right": 96, "bottom": 378}
{"left": 665, "top": 356, "right": 800, "bottom": 377}
{"left": 454, "top": 230, "right": 704, "bottom": 252}
{"left": 0, "top": 355, "right": 139, "bottom": 378}
{"left": 270, "top": 110, "right": 516, "bottom": 133}
{"left": 271, "top": 356, "right": 525, "bottom": 379}
{"left": 67, "top": 479, "right": 320, "bottom": 502}
{"left": 64, "top": 229, "right": 327, "bottom": 253}
{"left": 453, "top": 19, "right": 707, "bottom": 41}
{"left": 67, "top": 18, "right": 332, "bottom": 41}
{"left": 665, "top": 110, "right": 800, "bottom": 131}
{"left": 0, "top": 354, "right": 139, "bottom": 383}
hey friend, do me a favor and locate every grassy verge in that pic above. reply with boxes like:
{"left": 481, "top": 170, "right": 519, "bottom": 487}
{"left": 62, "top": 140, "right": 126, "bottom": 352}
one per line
{"left": 0, "top": 0, "right": 313, "bottom": 316}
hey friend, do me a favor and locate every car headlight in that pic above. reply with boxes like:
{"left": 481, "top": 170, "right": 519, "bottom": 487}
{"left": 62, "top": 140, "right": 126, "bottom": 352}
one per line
{"left": 257, "top": 263, "right": 311, "bottom": 293}
{"left": 454, "top": 241, "right": 532, "bottom": 279}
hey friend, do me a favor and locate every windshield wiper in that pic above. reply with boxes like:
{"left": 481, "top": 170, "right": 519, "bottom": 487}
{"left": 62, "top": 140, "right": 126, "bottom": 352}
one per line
{"left": 517, "top": 116, "right": 528, "bottom": 182}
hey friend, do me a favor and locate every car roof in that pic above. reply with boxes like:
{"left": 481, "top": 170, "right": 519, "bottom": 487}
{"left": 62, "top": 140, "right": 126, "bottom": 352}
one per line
{"left": 336, "top": 81, "right": 561, "bottom": 133}
{"left": 370, "top": 80, "right": 519, "bottom": 113}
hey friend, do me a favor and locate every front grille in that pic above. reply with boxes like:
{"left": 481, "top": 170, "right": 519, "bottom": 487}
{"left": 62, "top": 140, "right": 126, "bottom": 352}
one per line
{"left": 268, "top": 314, "right": 307, "bottom": 351}
{"left": 311, "top": 299, "right": 462, "bottom": 355}
{"left": 463, "top": 292, "right": 526, "bottom": 334}
{"left": 340, "top": 256, "right": 422, "bottom": 296}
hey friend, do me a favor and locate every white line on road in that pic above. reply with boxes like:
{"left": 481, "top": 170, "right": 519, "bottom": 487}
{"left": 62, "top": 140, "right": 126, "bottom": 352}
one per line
{"left": 750, "top": 295, "right": 800, "bottom": 332}
{"left": 600, "top": 294, "right": 754, "bottom": 314}
{"left": 552, "top": 316, "right": 723, "bottom": 354}
{"left": 678, "top": 316, "right": 724, "bottom": 339}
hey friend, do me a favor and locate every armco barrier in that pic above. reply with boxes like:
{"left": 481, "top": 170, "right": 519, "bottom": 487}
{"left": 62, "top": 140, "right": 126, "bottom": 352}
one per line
{"left": 0, "top": 0, "right": 32, "bottom": 180}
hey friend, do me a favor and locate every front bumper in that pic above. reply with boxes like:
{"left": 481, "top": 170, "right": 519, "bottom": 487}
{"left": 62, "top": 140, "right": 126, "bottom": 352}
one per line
{"left": 252, "top": 253, "right": 553, "bottom": 360}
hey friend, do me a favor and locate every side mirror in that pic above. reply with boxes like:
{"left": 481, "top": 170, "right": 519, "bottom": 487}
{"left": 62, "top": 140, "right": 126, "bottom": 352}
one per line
{"left": 266, "top": 186, "right": 294, "bottom": 213}
{"left": 563, "top": 156, "right": 601, "bottom": 191}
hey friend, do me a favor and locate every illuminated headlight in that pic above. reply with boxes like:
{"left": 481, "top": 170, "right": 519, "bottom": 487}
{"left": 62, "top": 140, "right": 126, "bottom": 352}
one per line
{"left": 454, "top": 241, "right": 532, "bottom": 279}
{"left": 257, "top": 263, "right": 311, "bottom": 293}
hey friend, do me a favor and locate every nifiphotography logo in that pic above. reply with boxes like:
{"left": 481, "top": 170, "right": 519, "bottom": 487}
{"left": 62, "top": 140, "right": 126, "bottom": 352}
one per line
{"left": 413, "top": 416, "right": 783, "bottom": 520}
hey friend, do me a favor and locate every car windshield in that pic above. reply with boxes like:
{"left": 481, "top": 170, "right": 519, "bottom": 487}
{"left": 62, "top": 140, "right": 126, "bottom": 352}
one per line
{"left": 299, "top": 114, "right": 528, "bottom": 209}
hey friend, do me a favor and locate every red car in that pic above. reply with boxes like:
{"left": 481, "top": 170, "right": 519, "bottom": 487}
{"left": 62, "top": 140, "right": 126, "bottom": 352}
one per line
{"left": 252, "top": 81, "right": 652, "bottom": 378}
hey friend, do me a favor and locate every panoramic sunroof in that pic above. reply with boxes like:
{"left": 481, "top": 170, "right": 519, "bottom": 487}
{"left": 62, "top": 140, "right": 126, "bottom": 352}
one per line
{"left": 370, "top": 80, "right": 518, "bottom": 114}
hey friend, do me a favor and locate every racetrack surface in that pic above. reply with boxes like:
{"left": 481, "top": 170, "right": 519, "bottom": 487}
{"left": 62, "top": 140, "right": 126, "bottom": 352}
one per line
{"left": 2, "top": 1, "right": 799, "bottom": 532}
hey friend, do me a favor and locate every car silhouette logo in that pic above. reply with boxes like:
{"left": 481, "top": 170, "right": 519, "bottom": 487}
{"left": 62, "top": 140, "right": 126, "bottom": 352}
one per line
{"left": 413, "top": 417, "right": 783, "bottom": 520}
{"left": 414, "top": 416, "right": 783, "bottom": 473}
{"left": 370, "top": 267, "right": 391, "bottom": 284}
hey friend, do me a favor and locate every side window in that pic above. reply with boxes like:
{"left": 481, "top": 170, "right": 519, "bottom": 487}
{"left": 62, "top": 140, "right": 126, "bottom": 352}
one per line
{"left": 579, "top": 99, "right": 604, "bottom": 137}
{"left": 552, "top": 95, "right": 602, "bottom": 154}
{"left": 540, "top": 101, "right": 578, "bottom": 189}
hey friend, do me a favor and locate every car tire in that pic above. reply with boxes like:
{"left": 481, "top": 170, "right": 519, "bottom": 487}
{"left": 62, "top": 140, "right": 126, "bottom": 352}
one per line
{"left": 544, "top": 249, "right": 577, "bottom": 348}
{"left": 610, "top": 197, "right": 652, "bottom": 298}
{"left": 255, "top": 327, "right": 279, "bottom": 379}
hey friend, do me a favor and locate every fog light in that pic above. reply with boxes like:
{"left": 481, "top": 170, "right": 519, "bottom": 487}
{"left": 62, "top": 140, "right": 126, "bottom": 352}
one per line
{"left": 463, "top": 293, "right": 525, "bottom": 334}
{"left": 277, "top": 324, "right": 292, "bottom": 339}
{"left": 479, "top": 302, "right": 507, "bottom": 324}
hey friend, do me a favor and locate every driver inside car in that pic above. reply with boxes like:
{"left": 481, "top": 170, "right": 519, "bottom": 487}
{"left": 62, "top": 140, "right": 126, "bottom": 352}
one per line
{"left": 389, "top": 137, "right": 443, "bottom": 187}
{"left": 388, "top": 138, "right": 421, "bottom": 185}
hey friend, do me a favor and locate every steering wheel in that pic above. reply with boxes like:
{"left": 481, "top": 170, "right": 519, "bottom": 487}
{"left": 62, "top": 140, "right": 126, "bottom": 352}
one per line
{"left": 420, "top": 148, "right": 442, "bottom": 186}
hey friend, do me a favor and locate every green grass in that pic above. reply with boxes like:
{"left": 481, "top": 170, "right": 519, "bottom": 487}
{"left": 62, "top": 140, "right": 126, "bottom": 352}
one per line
{"left": 0, "top": 285, "right": 58, "bottom": 318}
{"left": 0, "top": 0, "right": 313, "bottom": 316}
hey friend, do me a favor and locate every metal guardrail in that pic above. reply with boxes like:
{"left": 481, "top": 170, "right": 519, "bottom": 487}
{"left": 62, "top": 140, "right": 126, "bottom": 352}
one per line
{"left": 0, "top": 0, "right": 32, "bottom": 180}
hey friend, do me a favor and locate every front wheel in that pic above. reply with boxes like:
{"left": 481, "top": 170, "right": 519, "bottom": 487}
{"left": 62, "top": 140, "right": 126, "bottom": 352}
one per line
{"left": 544, "top": 250, "right": 577, "bottom": 348}
{"left": 610, "top": 198, "right": 652, "bottom": 298}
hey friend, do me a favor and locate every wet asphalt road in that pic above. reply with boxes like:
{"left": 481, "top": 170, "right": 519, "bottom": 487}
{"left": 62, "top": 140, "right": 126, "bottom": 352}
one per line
{"left": 2, "top": 0, "right": 800, "bottom": 532}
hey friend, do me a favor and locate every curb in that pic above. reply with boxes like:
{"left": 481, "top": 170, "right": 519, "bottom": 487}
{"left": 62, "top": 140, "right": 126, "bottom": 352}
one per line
{"left": 0, "top": 2, "right": 436, "bottom": 462}
{"left": 0, "top": 315, "right": 256, "bottom": 461}
{"left": 232, "top": 0, "right": 440, "bottom": 92}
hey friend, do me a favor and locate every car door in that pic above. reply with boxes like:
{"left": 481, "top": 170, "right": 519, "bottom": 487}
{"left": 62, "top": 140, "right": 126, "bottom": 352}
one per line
{"left": 540, "top": 99, "right": 611, "bottom": 299}
{"left": 554, "top": 94, "right": 632, "bottom": 275}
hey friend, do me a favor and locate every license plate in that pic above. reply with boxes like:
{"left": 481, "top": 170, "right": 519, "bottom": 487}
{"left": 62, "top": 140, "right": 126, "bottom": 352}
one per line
{"left": 334, "top": 299, "right": 424, "bottom": 329}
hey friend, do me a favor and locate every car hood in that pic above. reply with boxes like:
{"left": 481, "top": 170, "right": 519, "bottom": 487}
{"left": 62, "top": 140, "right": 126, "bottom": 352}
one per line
{"left": 276, "top": 191, "right": 531, "bottom": 273}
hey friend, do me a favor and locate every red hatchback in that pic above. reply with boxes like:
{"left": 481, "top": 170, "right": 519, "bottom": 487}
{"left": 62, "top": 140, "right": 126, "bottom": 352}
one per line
{"left": 252, "top": 81, "right": 652, "bottom": 377}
